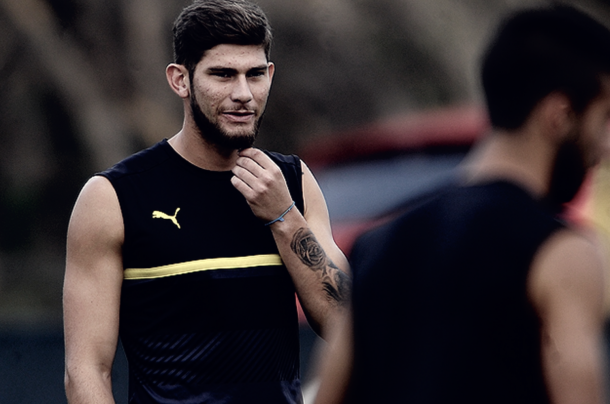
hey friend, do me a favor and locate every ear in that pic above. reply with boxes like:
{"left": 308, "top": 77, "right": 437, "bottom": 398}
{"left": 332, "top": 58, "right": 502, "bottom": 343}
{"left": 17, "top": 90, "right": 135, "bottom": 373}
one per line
{"left": 539, "top": 92, "right": 575, "bottom": 142}
{"left": 166, "top": 63, "right": 190, "bottom": 99}
{"left": 267, "top": 61, "right": 275, "bottom": 83}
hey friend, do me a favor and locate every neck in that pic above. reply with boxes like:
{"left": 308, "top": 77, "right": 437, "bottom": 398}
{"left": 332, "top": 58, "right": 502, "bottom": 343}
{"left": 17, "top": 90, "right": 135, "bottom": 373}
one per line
{"left": 168, "top": 123, "right": 239, "bottom": 171}
{"left": 459, "top": 128, "right": 556, "bottom": 199}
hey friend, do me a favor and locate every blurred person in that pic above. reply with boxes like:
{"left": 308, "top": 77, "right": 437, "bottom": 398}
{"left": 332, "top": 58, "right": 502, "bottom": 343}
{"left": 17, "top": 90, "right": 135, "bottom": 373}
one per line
{"left": 314, "top": 4, "right": 610, "bottom": 404}
{"left": 62, "top": 0, "right": 350, "bottom": 403}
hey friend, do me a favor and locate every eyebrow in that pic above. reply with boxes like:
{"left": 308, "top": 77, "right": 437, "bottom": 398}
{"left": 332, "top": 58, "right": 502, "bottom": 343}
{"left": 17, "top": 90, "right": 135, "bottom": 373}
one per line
{"left": 206, "top": 65, "right": 269, "bottom": 74}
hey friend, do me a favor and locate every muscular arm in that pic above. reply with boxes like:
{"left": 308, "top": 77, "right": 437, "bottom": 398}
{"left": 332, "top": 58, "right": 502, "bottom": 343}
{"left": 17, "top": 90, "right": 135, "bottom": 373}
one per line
{"left": 63, "top": 176, "right": 124, "bottom": 403}
{"left": 231, "top": 148, "right": 350, "bottom": 337}
{"left": 312, "top": 311, "right": 354, "bottom": 404}
{"left": 528, "top": 229, "right": 607, "bottom": 404}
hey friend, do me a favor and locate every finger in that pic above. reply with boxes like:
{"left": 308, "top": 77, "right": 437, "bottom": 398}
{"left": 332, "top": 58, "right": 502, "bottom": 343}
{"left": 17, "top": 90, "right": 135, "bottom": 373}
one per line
{"left": 230, "top": 175, "right": 255, "bottom": 199}
{"left": 238, "top": 148, "right": 275, "bottom": 170}
{"left": 235, "top": 154, "right": 284, "bottom": 189}
{"left": 238, "top": 153, "right": 284, "bottom": 185}
{"left": 235, "top": 155, "right": 264, "bottom": 178}
{"left": 231, "top": 164, "right": 259, "bottom": 188}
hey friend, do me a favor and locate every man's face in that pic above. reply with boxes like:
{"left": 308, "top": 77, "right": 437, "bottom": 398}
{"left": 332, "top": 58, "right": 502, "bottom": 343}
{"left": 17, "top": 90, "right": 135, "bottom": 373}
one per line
{"left": 548, "top": 82, "right": 610, "bottom": 206}
{"left": 188, "top": 44, "right": 274, "bottom": 150}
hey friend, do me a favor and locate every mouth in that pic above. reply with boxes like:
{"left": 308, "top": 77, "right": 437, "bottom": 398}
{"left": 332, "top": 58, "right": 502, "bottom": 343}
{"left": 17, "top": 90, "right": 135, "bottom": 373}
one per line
{"left": 222, "top": 110, "right": 255, "bottom": 123}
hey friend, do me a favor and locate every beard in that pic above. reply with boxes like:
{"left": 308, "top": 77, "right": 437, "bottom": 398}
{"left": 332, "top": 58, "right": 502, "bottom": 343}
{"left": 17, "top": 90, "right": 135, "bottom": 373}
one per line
{"left": 189, "top": 91, "right": 262, "bottom": 151}
{"left": 545, "top": 136, "right": 588, "bottom": 209}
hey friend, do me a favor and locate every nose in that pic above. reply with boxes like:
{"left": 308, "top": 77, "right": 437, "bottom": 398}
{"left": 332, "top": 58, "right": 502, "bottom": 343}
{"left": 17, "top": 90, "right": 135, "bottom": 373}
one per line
{"left": 231, "top": 75, "right": 253, "bottom": 104}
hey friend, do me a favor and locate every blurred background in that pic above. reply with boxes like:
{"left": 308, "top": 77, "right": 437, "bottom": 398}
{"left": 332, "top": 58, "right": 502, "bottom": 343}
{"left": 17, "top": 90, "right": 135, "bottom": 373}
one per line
{"left": 1, "top": 0, "right": 610, "bottom": 402}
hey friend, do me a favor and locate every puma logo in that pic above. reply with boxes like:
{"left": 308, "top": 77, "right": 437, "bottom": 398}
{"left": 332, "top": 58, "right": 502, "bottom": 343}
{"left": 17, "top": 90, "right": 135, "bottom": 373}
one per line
{"left": 152, "top": 208, "right": 181, "bottom": 229}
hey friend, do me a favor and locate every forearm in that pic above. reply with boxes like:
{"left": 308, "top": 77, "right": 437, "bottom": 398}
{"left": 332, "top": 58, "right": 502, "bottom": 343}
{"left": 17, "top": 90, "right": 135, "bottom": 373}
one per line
{"left": 65, "top": 365, "right": 116, "bottom": 404}
{"left": 313, "top": 313, "right": 353, "bottom": 404}
{"left": 269, "top": 212, "right": 351, "bottom": 336}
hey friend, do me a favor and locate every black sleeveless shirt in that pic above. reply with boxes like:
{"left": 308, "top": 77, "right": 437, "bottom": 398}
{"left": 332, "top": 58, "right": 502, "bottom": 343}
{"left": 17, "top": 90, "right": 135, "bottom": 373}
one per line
{"left": 348, "top": 181, "right": 564, "bottom": 404}
{"left": 98, "top": 139, "right": 304, "bottom": 404}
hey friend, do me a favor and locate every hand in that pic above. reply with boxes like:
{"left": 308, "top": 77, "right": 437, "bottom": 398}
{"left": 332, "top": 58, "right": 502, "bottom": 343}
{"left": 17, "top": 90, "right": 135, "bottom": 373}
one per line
{"left": 231, "top": 148, "right": 295, "bottom": 222}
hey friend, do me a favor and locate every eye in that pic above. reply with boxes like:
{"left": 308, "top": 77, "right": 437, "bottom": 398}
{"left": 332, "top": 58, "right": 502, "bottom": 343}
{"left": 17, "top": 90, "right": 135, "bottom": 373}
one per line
{"left": 248, "top": 69, "right": 266, "bottom": 78}
{"left": 208, "top": 69, "right": 235, "bottom": 79}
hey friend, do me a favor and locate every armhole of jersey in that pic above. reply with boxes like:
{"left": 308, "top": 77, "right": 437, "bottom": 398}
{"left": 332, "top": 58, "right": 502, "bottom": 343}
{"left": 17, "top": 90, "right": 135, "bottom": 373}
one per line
{"left": 290, "top": 155, "right": 305, "bottom": 215}
{"left": 265, "top": 151, "right": 305, "bottom": 215}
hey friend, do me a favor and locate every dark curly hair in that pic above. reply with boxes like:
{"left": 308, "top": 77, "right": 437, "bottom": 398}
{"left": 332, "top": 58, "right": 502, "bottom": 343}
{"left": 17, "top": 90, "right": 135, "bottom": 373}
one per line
{"left": 172, "top": 0, "right": 273, "bottom": 76}
{"left": 481, "top": 4, "right": 610, "bottom": 130}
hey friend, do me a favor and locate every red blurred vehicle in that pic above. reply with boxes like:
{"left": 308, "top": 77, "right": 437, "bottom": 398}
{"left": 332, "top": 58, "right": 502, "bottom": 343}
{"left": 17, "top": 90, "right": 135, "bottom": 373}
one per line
{"left": 300, "top": 104, "right": 489, "bottom": 255}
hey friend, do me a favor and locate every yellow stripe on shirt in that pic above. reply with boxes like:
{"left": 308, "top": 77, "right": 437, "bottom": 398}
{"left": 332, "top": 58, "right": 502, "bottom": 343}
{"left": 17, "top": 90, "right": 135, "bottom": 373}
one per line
{"left": 124, "top": 254, "right": 284, "bottom": 280}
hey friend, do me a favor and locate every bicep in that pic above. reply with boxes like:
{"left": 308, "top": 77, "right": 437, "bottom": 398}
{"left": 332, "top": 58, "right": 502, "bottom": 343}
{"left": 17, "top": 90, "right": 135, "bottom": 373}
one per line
{"left": 301, "top": 161, "right": 350, "bottom": 272}
{"left": 64, "top": 176, "right": 124, "bottom": 373}
{"left": 529, "top": 230, "right": 606, "bottom": 404}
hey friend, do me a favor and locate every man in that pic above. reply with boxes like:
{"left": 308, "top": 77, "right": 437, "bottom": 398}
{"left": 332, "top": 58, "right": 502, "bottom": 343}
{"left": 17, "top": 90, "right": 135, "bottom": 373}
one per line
{"left": 63, "top": 1, "right": 350, "bottom": 403}
{"left": 314, "top": 5, "right": 610, "bottom": 404}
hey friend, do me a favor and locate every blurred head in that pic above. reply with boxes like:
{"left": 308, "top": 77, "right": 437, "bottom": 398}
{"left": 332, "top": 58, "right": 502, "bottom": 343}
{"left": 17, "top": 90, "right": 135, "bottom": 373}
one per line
{"left": 172, "top": 0, "right": 273, "bottom": 78}
{"left": 481, "top": 4, "right": 610, "bottom": 131}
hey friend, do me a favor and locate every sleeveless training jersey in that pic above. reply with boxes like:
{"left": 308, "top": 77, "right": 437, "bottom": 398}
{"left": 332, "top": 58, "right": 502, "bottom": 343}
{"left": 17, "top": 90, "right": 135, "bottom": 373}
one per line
{"left": 98, "top": 139, "right": 304, "bottom": 404}
{"left": 348, "top": 181, "right": 564, "bottom": 404}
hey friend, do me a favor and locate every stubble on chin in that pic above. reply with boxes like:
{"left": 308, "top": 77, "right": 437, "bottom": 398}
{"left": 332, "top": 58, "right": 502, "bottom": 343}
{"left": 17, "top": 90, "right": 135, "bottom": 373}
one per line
{"left": 546, "top": 138, "right": 588, "bottom": 207}
{"left": 190, "top": 95, "right": 259, "bottom": 151}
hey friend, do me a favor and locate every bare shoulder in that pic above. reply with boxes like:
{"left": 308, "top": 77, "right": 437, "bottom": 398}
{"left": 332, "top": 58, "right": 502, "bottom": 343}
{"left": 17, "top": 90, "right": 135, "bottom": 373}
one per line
{"left": 67, "top": 175, "right": 123, "bottom": 255}
{"left": 300, "top": 160, "right": 327, "bottom": 217}
{"left": 300, "top": 160, "right": 316, "bottom": 187}
{"left": 529, "top": 227, "right": 606, "bottom": 315}
{"left": 72, "top": 175, "right": 119, "bottom": 213}
{"left": 299, "top": 160, "right": 334, "bottom": 237}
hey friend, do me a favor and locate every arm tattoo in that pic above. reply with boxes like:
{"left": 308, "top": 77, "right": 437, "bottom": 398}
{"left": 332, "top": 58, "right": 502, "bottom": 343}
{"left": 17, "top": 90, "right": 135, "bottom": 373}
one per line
{"left": 290, "top": 227, "right": 351, "bottom": 306}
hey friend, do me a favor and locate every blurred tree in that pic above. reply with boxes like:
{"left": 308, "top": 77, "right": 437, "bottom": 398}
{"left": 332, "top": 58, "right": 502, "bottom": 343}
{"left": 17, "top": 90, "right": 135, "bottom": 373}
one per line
{"left": 0, "top": 0, "right": 608, "bottom": 325}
